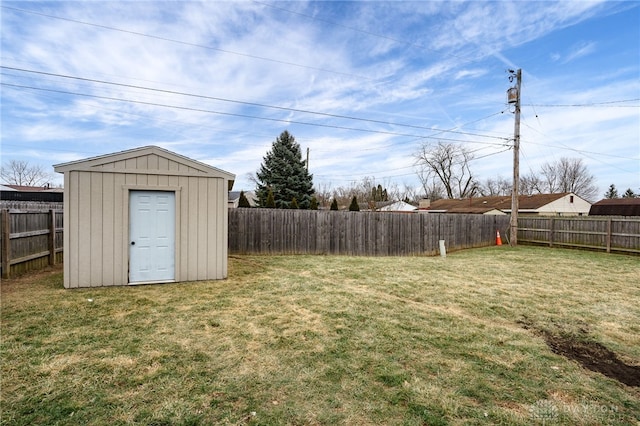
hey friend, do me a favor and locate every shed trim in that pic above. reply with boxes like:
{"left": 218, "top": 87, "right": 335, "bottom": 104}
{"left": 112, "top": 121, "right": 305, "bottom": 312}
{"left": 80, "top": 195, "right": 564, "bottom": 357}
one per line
{"left": 83, "top": 169, "right": 227, "bottom": 178}
{"left": 53, "top": 145, "right": 235, "bottom": 183}
{"left": 122, "top": 184, "right": 183, "bottom": 192}
{"left": 129, "top": 279, "right": 177, "bottom": 286}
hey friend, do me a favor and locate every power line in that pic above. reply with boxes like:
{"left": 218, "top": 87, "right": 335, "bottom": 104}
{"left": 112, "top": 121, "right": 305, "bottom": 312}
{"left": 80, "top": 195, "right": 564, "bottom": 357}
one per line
{"left": 1, "top": 59, "right": 511, "bottom": 139}
{"left": 0, "top": 81, "right": 285, "bottom": 148}
{"left": 2, "top": 66, "right": 511, "bottom": 142}
{"left": 523, "top": 99, "right": 639, "bottom": 108}
{"left": 519, "top": 121, "right": 640, "bottom": 161}
{"left": 317, "top": 147, "right": 510, "bottom": 181}
{"left": 316, "top": 165, "right": 416, "bottom": 179}
{"left": 5, "top": 82, "right": 513, "bottom": 145}
{"left": 518, "top": 81, "right": 639, "bottom": 178}
{"left": 4, "top": 76, "right": 631, "bottom": 163}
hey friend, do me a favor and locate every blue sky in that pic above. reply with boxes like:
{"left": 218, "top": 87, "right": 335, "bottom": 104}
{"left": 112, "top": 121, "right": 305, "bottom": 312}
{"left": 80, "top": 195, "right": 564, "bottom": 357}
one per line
{"left": 1, "top": 1, "right": 638, "bottom": 199}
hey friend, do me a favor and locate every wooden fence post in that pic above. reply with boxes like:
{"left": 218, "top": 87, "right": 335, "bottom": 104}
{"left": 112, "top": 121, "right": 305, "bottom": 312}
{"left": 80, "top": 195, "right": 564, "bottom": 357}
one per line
{"left": 606, "top": 217, "right": 612, "bottom": 253}
{"left": 1, "top": 210, "right": 10, "bottom": 279}
{"left": 49, "top": 209, "right": 56, "bottom": 266}
{"left": 549, "top": 218, "right": 555, "bottom": 248}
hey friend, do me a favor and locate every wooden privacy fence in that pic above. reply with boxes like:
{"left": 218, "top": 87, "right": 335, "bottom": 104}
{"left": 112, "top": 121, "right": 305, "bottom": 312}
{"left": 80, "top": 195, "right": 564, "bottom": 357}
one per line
{"left": 229, "top": 209, "right": 510, "bottom": 256}
{"left": 0, "top": 209, "right": 63, "bottom": 278}
{"left": 3, "top": 209, "right": 637, "bottom": 278}
{"left": 519, "top": 216, "right": 640, "bottom": 254}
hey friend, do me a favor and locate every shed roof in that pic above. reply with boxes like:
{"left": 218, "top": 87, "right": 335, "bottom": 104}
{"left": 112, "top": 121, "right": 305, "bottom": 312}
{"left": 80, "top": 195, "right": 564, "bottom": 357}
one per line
{"left": 54, "top": 146, "right": 235, "bottom": 187}
{"left": 589, "top": 198, "right": 640, "bottom": 216}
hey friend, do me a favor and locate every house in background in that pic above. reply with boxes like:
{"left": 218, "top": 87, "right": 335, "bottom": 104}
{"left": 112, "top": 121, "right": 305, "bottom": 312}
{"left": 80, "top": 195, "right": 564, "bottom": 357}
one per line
{"left": 228, "top": 190, "right": 258, "bottom": 208}
{"left": 589, "top": 198, "right": 640, "bottom": 216}
{"left": 357, "top": 200, "right": 417, "bottom": 212}
{"left": 0, "top": 184, "right": 63, "bottom": 208}
{"left": 423, "top": 193, "right": 591, "bottom": 216}
{"left": 433, "top": 205, "right": 506, "bottom": 215}
{"left": 377, "top": 200, "right": 417, "bottom": 212}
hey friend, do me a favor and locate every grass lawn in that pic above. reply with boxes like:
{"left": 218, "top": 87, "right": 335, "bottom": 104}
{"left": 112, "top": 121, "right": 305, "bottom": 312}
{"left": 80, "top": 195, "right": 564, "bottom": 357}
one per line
{"left": 1, "top": 246, "right": 639, "bottom": 425}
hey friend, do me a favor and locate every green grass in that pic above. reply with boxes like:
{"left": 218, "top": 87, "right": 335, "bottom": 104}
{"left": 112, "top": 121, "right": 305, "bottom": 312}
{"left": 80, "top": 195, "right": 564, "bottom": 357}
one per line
{"left": 1, "top": 247, "right": 639, "bottom": 425}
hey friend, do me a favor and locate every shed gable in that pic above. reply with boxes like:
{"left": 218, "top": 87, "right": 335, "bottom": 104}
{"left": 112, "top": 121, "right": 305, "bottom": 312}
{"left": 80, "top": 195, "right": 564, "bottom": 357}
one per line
{"left": 96, "top": 153, "right": 207, "bottom": 175}
{"left": 54, "top": 146, "right": 234, "bottom": 181}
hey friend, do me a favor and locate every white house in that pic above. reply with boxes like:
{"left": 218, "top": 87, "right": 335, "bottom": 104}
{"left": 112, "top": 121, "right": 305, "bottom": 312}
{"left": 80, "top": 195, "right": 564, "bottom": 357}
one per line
{"left": 424, "top": 193, "right": 591, "bottom": 216}
{"left": 378, "top": 201, "right": 418, "bottom": 212}
{"left": 228, "top": 190, "right": 258, "bottom": 208}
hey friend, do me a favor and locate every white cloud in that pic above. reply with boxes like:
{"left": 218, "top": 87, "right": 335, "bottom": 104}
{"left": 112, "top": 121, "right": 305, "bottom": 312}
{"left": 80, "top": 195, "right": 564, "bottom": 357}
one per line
{"left": 1, "top": 1, "right": 638, "bottom": 197}
{"left": 552, "top": 41, "right": 598, "bottom": 64}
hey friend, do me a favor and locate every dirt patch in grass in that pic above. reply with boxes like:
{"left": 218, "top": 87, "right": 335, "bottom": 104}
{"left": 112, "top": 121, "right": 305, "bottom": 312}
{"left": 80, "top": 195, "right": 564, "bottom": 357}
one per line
{"left": 519, "top": 318, "right": 640, "bottom": 387}
{"left": 543, "top": 331, "right": 640, "bottom": 387}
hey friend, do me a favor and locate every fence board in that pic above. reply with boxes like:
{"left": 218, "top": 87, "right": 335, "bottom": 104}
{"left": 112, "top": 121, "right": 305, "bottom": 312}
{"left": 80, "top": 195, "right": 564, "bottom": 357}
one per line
{"left": 0, "top": 209, "right": 63, "bottom": 278}
{"left": 518, "top": 216, "right": 639, "bottom": 254}
{"left": 228, "top": 209, "right": 510, "bottom": 256}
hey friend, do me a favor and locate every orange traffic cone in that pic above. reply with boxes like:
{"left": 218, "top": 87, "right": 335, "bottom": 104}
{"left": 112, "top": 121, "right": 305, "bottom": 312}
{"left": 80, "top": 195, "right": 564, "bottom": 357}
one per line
{"left": 496, "top": 230, "right": 503, "bottom": 246}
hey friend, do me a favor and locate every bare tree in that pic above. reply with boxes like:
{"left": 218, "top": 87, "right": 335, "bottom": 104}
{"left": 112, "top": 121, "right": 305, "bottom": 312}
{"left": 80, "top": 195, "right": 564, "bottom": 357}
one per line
{"left": 313, "top": 182, "right": 334, "bottom": 208}
{"left": 324, "top": 176, "right": 385, "bottom": 209}
{"left": 1, "top": 160, "right": 52, "bottom": 186}
{"left": 478, "top": 176, "right": 512, "bottom": 196}
{"left": 540, "top": 161, "right": 561, "bottom": 193}
{"left": 415, "top": 141, "right": 478, "bottom": 199}
{"left": 536, "top": 157, "right": 598, "bottom": 201}
{"left": 519, "top": 171, "right": 544, "bottom": 195}
{"left": 416, "top": 172, "right": 445, "bottom": 201}
{"left": 399, "top": 183, "right": 421, "bottom": 204}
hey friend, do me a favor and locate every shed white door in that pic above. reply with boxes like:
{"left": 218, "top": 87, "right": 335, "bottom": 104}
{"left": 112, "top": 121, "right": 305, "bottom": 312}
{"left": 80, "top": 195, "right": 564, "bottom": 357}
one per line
{"left": 129, "top": 191, "right": 176, "bottom": 283}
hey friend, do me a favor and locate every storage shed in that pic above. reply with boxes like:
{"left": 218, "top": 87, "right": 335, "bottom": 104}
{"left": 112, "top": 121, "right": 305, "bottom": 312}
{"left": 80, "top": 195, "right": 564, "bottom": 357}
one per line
{"left": 53, "top": 146, "right": 235, "bottom": 288}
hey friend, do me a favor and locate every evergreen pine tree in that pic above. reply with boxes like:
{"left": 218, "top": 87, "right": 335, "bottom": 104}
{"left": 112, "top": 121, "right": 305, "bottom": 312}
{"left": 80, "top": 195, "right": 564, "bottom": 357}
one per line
{"left": 290, "top": 197, "right": 299, "bottom": 209}
{"left": 265, "top": 189, "right": 276, "bottom": 208}
{"left": 349, "top": 196, "right": 360, "bottom": 211}
{"left": 255, "top": 130, "right": 315, "bottom": 208}
{"left": 238, "top": 190, "right": 251, "bottom": 208}
{"left": 371, "top": 184, "right": 389, "bottom": 202}
{"left": 604, "top": 184, "right": 619, "bottom": 199}
{"left": 623, "top": 188, "right": 637, "bottom": 198}
{"left": 330, "top": 199, "right": 339, "bottom": 211}
{"left": 309, "top": 197, "right": 318, "bottom": 210}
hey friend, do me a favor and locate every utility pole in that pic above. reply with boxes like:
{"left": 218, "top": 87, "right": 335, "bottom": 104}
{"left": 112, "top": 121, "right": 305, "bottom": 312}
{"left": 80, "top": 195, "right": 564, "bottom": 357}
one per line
{"left": 508, "top": 69, "right": 522, "bottom": 246}
{"left": 306, "top": 147, "right": 310, "bottom": 172}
